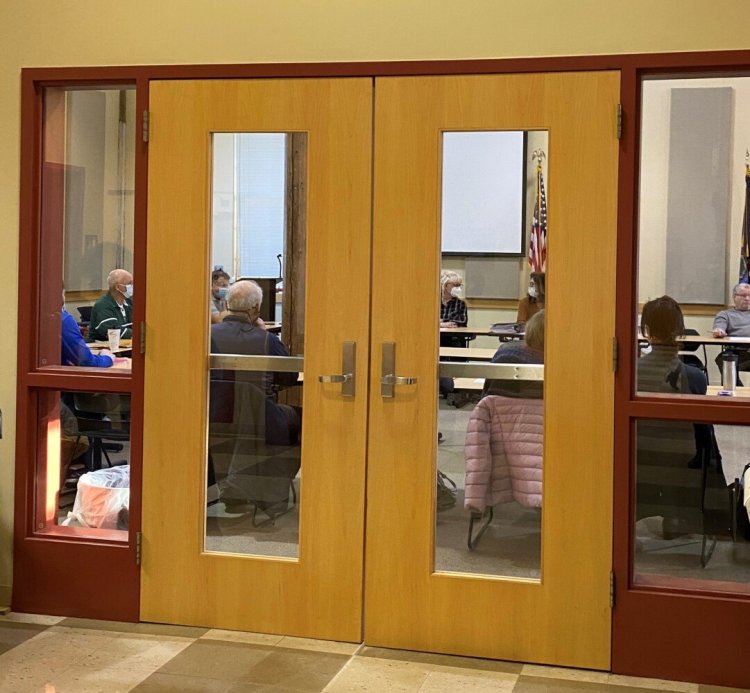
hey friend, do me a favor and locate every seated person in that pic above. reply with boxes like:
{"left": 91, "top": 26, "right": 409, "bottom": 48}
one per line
{"left": 62, "top": 305, "right": 114, "bottom": 368}
{"left": 88, "top": 268, "right": 133, "bottom": 342}
{"left": 637, "top": 296, "right": 713, "bottom": 537}
{"left": 439, "top": 270, "right": 468, "bottom": 395}
{"left": 484, "top": 310, "right": 544, "bottom": 399}
{"left": 712, "top": 282, "right": 750, "bottom": 377}
{"left": 210, "top": 268, "right": 230, "bottom": 325}
{"left": 439, "top": 270, "right": 467, "bottom": 328}
{"left": 516, "top": 271, "right": 545, "bottom": 324}
{"left": 211, "top": 280, "right": 300, "bottom": 445}
{"left": 210, "top": 280, "right": 301, "bottom": 513}
{"left": 640, "top": 295, "right": 706, "bottom": 395}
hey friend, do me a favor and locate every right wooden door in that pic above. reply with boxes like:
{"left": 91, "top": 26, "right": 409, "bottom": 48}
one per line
{"left": 366, "top": 72, "right": 620, "bottom": 669}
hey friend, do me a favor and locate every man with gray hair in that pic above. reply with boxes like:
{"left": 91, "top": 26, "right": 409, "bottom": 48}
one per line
{"left": 209, "top": 280, "right": 301, "bottom": 515}
{"left": 87, "top": 268, "right": 133, "bottom": 342}
{"left": 712, "top": 282, "right": 750, "bottom": 378}
{"left": 211, "top": 279, "right": 300, "bottom": 445}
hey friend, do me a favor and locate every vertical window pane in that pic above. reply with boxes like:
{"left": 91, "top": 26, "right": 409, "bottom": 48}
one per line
{"left": 207, "top": 133, "right": 306, "bottom": 559}
{"left": 435, "top": 130, "right": 547, "bottom": 580}
{"left": 40, "top": 87, "right": 136, "bottom": 369}
{"left": 634, "top": 420, "right": 750, "bottom": 594}
{"left": 637, "top": 77, "right": 750, "bottom": 395}
{"left": 35, "top": 390, "right": 130, "bottom": 540}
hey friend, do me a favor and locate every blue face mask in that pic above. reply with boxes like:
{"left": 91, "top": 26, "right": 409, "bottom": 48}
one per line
{"left": 217, "top": 287, "right": 229, "bottom": 300}
{"left": 120, "top": 283, "right": 133, "bottom": 299}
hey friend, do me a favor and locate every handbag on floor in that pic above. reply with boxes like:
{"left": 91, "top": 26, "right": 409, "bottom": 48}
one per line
{"left": 437, "top": 470, "right": 457, "bottom": 512}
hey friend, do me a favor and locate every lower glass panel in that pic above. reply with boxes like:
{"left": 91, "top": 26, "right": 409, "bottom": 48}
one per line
{"left": 435, "top": 367, "right": 543, "bottom": 579}
{"left": 205, "top": 367, "right": 302, "bottom": 558}
{"left": 38, "top": 390, "right": 130, "bottom": 538}
{"left": 634, "top": 420, "right": 750, "bottom": 594}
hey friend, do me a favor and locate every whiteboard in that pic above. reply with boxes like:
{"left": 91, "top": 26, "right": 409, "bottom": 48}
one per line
{"left": 441, "top": 131, "right": 525, "bottom": 255}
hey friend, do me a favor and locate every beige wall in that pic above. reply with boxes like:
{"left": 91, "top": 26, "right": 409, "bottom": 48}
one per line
{"left": 1, "top": 0, "right": 749, "bottom": 606}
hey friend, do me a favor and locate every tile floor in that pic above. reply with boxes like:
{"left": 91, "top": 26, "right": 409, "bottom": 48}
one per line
{"left": 0, "top": 612, "right": 747, "bottom": 692}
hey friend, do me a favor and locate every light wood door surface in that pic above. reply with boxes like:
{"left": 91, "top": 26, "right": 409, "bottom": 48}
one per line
{"left": 366, "top": 73, "right": 620, "bottom": 668}
{"left": 142, "top": 79, "right": 372, "bottom": 640}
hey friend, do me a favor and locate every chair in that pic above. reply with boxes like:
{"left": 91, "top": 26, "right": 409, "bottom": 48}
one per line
{"left": 678, "top": 328, "right": 708, "bottom": 375}
{"left": 77, "top": 305, "right": 92, "bottom": 324}
{"left": 71, "top": 393, "right": 130, "bottom": 471}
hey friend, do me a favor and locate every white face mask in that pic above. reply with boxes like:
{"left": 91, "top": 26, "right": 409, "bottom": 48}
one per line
{"left": 528, "top": 286, "right": 538, "bottom": 299}
{"left": 450, "top": 286, "right": 463, "bottom": 298}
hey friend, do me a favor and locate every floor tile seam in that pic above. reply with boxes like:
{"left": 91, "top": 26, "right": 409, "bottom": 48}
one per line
{"left": 320, "top": 648, "right": 368, "bottom": 691}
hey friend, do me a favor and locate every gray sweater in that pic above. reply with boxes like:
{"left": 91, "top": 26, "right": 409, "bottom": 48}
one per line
{"left": 712, "top": 308, "right": 750, "bottom": 336}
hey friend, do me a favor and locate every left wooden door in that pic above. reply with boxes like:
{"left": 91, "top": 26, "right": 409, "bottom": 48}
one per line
{"left": 142, "top": 79, "right": 373, "bottom": 639}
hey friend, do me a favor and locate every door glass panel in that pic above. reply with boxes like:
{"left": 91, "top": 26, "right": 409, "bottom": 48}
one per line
{"left": 206, "top": 133, "right": 306, "bottom": 558}
{"left": 35, "top": 389, "right": 130, "bottom": 540}
{"left": 636, "top": 75, "right": 750, "bottom": 395}
{"left": 40, "top": 86, "right": 136, "bottom": 369}
{"left": 435, "top": 130, "right": 547, "bottom": 579}
{"left": 634, "top": 419, "right": 750, "bottom": 594}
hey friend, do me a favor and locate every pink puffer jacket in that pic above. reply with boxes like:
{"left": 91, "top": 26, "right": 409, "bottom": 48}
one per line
{"left": 464, "top": 396, "right": 543, "bottom": 513}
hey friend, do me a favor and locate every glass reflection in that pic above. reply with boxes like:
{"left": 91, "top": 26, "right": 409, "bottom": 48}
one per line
{"left": 634, "top": 420, "right": 750, "bottom": 594}
{"left": 41, "top": 87, "right": 136, "bottom": 369}
{"left": 205, "top": 133, "right": 306, "bottom": 558}
{"left": 637, "top": 76, "right": 750, "bottom": 393}
{"left": 37, "top": 390, "right": 130, "bottom": 538}
{"left": 435, "top": 129, "right": 547, "bottom": 579}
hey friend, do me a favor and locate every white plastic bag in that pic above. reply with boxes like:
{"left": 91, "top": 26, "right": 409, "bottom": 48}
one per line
{"left": 62, "top": 465, "right": 130, "bottom": 529}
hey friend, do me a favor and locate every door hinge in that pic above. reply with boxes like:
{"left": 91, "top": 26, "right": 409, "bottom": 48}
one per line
{"left": 612, "top": 336, "right": 618, "bottom": 373}
{"left": 136, "top": 531, "right": 143, "bottom": 566}
{"left": 616, "top": 103, "right": 623, "bottom": 140}
{"left": 610, "top": 570, "right": 616, "bottom": 608}
{"left": 142, "top": 110, "right": 150, "bottom": 143}
{"left": 140, "top": 321, "right": 146, "bottom": 354}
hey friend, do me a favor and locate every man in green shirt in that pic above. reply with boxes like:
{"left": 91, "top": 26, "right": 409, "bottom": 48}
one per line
{"left": 87, "top": 268, "right": 133, "bottom": 342}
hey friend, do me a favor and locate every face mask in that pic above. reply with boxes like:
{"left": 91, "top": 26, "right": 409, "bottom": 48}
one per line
{"left": 528, "top": 286, "right": 538, "bottom": 299}
{"left": 217, "top": 287, "right": 229, "bottom": 300}
{"left": 120, "top": 283, "right": 133, "bottom": 299}
{"left": 450, "top": 286, "right": 462, "bottom": 298}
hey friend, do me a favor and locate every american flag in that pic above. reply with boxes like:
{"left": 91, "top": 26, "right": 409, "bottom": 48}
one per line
{"left": 528, "top": 166, "right": 547, "bottom": 273}
{"left": 740, "top": 165, "right": 750, "bottom": 284}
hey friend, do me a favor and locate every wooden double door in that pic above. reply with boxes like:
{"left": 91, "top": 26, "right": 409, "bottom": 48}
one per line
{"left": 143, "top": 73, "right": 619, "bottom": 668}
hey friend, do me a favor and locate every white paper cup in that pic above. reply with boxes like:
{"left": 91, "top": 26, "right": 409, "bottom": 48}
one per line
{"left": 107, "top": 329, "right": 121, "bottom": 352}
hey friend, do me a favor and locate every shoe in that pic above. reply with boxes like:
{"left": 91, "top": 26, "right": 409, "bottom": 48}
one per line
{"left": 206, "top": 502, "right": 248, "bottom": 519}
{"left": 221, "top": 497, "right": 254, "bottom": 513}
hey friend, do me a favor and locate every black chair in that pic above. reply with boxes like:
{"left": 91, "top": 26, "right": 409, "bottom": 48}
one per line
{"left": 72, "top": 393, "right": 130, "bottom": 471}
{"left": 678, "top": 328, "right": 708, "bottom": 375}
{"left": 77, "top": 305, "right": 92, "bottom": 324}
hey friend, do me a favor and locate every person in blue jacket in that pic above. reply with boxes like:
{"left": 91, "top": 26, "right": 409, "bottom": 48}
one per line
{"left": 62, "top": 307, "right": 114, "bottom": 368}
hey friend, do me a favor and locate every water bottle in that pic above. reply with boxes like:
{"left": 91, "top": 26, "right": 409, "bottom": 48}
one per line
{"left": 722, "top": 352, "right": 738, "bottom": 393}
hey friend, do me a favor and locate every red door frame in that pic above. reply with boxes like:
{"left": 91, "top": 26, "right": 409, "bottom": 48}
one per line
{"left": 612, "top": 57, "right": 750, "bottom": 689}
{"left": 13, "top": 53, "right": 750, "bottom": 683}
{"left": 13, "top": 73, "right": 149, "bottom": 621}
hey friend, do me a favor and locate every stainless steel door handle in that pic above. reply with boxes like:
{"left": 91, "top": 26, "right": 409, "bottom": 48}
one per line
{"left": 381, "top": 342, "right": 418, "bottom": 398}
{"left": 317, "top": 341, "right": 355, "bottom": 397}
{"left": 318, "top": 374, "right": 351, "bottom": 383}
{"left": 381, "top": 375, "right": 417, "bottom": 386}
